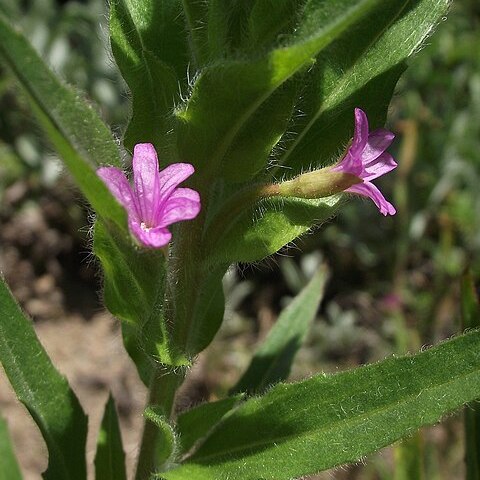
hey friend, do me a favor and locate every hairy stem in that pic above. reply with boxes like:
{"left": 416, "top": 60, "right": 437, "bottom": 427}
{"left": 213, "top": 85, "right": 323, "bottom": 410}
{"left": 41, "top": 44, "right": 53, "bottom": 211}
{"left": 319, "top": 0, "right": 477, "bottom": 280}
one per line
{"left": 134, "top": 366, "right": 185, "bottom": 480}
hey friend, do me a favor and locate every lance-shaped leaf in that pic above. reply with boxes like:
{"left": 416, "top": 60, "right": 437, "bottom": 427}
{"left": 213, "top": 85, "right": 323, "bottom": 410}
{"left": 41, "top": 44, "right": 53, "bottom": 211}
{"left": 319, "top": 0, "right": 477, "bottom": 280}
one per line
{"left": 184, "top": 267, "right": 227, "bottom": 356}
{"left": 176, "top": 0, "right": 380, "bottom": 178}
{"left": 94, "top": 221, "right": 187, "bottom": 378}
{"left": 232, "top": 265, "right": 328, "bottom": 395}
{"left": 0, "top": 277, "right": 88, "bottom": 480}
{"left": 221, "top": 79, "right": 301, "bottom": 183}
{"left": 94, "top": 395, "right": 127, "bottom": 480}
{"left": 205, "top": 195, "right": 341, "bottom": 264}
{"left": 0, "top": 415, "right": 23, "bottom": 480}
{"left": 206, "top": 0, "right": 299, "bottom": 58}
{"left": 109, "top": 0, "right": 187, "bottom": 156}
{"left": 177, "top": 396, "right": 245, "bottom": 455}
{"left": 162, "top": 330, "right": 480, "bottom": 480}
{"left": 0, "top": 14, "right": 125, "bottom": 229}
{"left": 278, "top": 0, "right": 450, "bottom": 175}
{"left": 143, "top": 406, "right": 177, "bottom": 468}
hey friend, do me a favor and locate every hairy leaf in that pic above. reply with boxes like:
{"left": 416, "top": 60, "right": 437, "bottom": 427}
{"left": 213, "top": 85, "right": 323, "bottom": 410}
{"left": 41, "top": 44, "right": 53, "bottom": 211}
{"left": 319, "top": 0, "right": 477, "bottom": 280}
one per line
{"left": 277, "top": 0, "right": 450, "bottom": 175}
{"left": 206, "top": 195, "right": 341, "bottom": 264}
{"left": 176, "top": 0, "right": 380, "bottom": 180}
{"left": 144, "top": 406, "right": 176, "bottom": 468}
{"left": 0, "top": 14, "right": 125, "bottom": 229}
{"left": 162, "top": 330, "right": 480, "bottom": 480}
{"left": 0, "top": 277, "right": 88, "bottom": 480}
{"left": 110, "top": 0, "right": 187, "bottom": 156}
{"left": 94, "top": 222, "right": 187, "bottom": 375}
{"left": 177, "top": 396, "right": 245, "bottom": 455}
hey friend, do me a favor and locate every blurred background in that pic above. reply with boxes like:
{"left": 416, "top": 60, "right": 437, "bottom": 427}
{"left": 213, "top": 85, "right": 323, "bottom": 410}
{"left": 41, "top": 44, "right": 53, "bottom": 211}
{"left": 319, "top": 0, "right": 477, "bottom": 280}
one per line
{"left": 0, "top": 0, "right": 479, "bottom": 478}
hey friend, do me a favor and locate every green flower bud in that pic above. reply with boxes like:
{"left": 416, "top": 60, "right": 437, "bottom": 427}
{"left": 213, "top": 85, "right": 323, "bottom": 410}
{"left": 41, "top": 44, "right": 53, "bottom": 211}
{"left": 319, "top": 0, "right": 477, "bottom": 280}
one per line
{"left": 278, "top": 167, "right": 361, "bottom": 199}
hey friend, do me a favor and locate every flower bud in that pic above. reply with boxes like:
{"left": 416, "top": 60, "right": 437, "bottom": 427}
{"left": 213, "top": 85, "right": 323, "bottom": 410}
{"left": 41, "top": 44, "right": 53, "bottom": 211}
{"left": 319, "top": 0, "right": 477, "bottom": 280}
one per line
{"left": 278, "top": 167, "right": 361, "bottom": 199}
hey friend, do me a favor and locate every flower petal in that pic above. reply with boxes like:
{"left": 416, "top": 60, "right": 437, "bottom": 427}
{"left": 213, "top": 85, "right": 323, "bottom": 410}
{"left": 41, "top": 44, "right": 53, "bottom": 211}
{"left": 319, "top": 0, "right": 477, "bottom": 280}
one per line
{"left": 157, "top": 163, "right": 195, "bottom": 204}
{"left": 350, "top": 108, "right": 369, "bottom": 157}
{"left": 362, "top": 128, "right": 395, "bottom": 163}
{"left": 97, "top": 167, "right": 139, "bottom": 220}
{"left": 157, "top": 188, "right": 201, "bottom": 227}
{"left": 346, "top": 181, "right": 396, "bottom": 216}
{"left": 129, "top": 219, "right": 172, "bottom": 248}
{"left": 332, "top": 151, "right": 363, "bottom": 177}
{"left": 362, "top": 152, "right": 398, "bottom": 181}
{"left": 132, "top": 143, "right": 161, "bottom": 224}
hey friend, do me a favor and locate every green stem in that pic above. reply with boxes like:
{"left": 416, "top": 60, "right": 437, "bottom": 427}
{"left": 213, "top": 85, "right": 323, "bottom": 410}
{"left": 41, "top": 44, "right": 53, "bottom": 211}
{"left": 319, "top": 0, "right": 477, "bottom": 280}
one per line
{"left": 134, "top": 366, "right": 185, "bottom": 480}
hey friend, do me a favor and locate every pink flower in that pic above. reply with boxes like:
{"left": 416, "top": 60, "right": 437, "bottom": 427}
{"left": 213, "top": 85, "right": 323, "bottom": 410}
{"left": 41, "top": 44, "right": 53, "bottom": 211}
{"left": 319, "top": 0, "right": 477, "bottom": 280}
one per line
{"left": 97, "top": 143, "right": 201, "bottom": 248}
{"left": 332, "top": 108, "right": 397, "bottom": 215}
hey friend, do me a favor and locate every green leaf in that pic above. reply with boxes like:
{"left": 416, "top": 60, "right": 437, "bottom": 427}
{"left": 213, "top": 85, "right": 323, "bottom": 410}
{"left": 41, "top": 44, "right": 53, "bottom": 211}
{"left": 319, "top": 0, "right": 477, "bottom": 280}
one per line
{"left": 176, "top": 0, "right": 380, "bottom": 179}
{"left": 144, "top": 406, "right": 176, "bottom": 468}
{"left": 207, "top": 195, "right": 341, "bottom": 264}
{"left": 462, "top": 272, "right": 480, "bottom": 480}
{"left": 94, "top": 395, "right": 127, "bottom": 480}
{"left": 278, "top": 0, "right": 450, "bottom": 174}
{"left": 176, "top": 396, "right": 245, "bottom": 454}
{"left": 0, "top": 277, "right": 88, "bottom": 480}
{"left": 0, "top": 14, "right": 125, "bottom": 229}
{"left": 94, "top": 221, "right": 164, "bottom": 327}
{"left": 0, "top": 415, "right": 23, "bottom": 480}
{"left": 232, "top": 265, "right": 328, "bottom": 395}
{"left": 162, "top": 330, "right": 480, "bottom": 480}
{"left": 221, "top": 79, "right": 301, "bottom": 183}
{"left": 206, "top": 0, "right": 253, "bottom": 59}
{"left": 94, "top": 221, "right": 187, "bottom": 375}
{"left": 109, "top": 0, "right": 187, "bottom": 156}
{"left": 245, "top": 0, "right": 301, "bottom": 52}
{"left": 184, "top": 267, "right": 227, "bottom": 356}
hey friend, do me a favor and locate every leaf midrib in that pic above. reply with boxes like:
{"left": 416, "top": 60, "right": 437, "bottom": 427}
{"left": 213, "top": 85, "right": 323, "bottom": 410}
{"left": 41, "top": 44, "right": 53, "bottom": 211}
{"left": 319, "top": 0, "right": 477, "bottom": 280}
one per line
{"left": 200, "top": 0, "right": 380, "bottom": 177}
{"left": 277, "top": 0, "right": 411, "bottom": 169}
{"left": 190, "top": 352, "right": 479, "bottom": 464}
{"left": 255, "top": 275, "right": 325, "bottom": 391}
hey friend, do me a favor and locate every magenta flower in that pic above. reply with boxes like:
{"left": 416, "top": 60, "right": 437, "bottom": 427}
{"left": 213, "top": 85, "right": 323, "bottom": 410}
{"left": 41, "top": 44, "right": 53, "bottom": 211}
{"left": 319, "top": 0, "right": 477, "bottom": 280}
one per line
{"left": 332, "top": 108, "right": 397, "bottom": 215}
{"left": 97, "top": 143, "right": 201, "bottom": 248}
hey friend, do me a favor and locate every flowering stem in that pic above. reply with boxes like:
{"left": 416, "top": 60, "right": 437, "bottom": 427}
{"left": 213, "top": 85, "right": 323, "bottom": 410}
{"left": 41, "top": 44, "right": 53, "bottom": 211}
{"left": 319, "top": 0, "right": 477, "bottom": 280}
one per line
{"left": 134, "top": 366, "right": 185, "bottom": 480}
